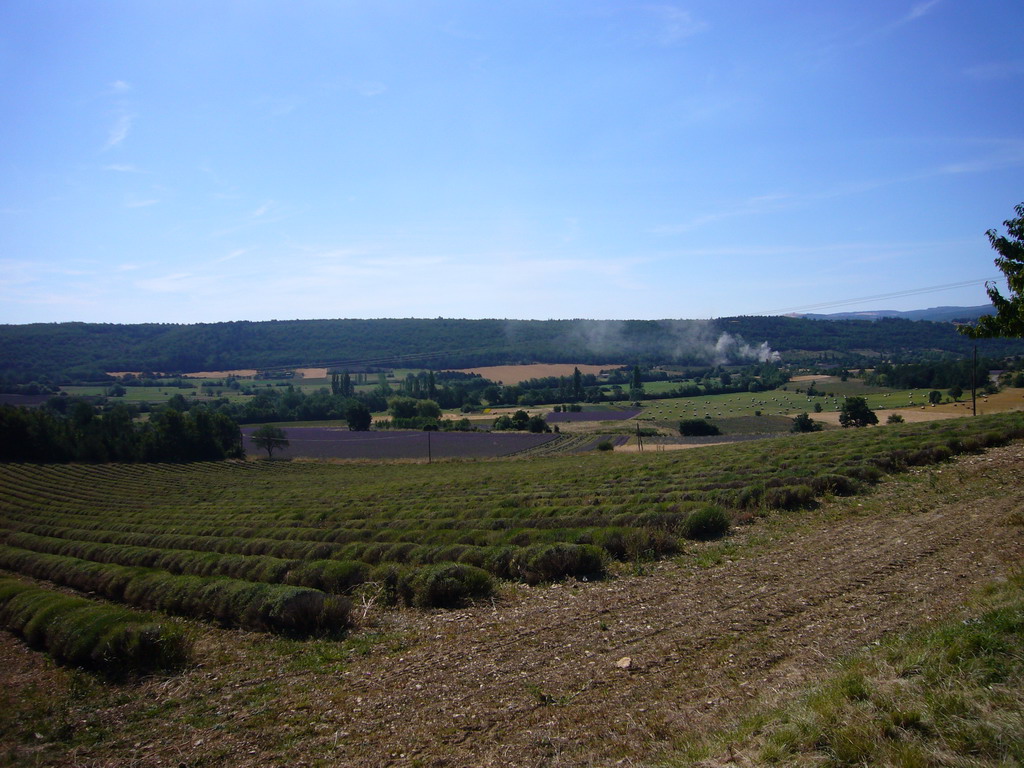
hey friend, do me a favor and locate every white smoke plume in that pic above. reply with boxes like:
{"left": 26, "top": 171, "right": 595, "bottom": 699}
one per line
{"left": 712, "top": 333, "right": 781, "bottom": 365}
{"left": 506, "top": 319, "right": 781, "bottom": 365}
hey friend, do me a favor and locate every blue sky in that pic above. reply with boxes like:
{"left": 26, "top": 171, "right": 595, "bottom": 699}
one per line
{"left": 1, "top": 1, "right": 1021, "bottom": 324}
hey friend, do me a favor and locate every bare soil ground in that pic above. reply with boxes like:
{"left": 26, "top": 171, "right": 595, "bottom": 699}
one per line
{"left": 2, "top": 445, "right": 1023, "bottom": 767}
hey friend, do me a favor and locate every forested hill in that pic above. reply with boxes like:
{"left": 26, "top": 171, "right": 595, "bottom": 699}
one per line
{"left": 1, "top": 316, "right": 1022, "bottom": 385}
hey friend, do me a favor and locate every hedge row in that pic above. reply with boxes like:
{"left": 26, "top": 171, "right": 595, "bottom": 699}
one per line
{"left": 0, "top": 576, "right": 190, "bottom": 676}
{"left": 0, "top": 545, "right": 351, "bottom": 637}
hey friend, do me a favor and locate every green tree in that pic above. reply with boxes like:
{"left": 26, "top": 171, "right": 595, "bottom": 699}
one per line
{"left": 679, "top": 418, "right": 721, "bottom": 436}
{"left": 251, "top": 424, "right": 289, "bottom": 459}
{"left": 511, "top": 409, "right": 530, "bottom": 430}
{"left": 838, "top": 397, "right": 878, "bottom": 428}
{"left": 629, "top": 365, "right": 644, "bottom": 401}
{"left": 345, "top": 402, "right": 372, "bottom": 431}
{"left": 948, "top": 385, "right": 963, "bottom": 402}
{"left": 387, "top": 396, "right": 418, "bottom": 419}
{"left": 526, "top": 414, "right": 550, "bottom": 433}
{"left": 928, "top": 390, "right": 942, "bottom": 405}
{"left": 415, "top": 399, "right": 441, "bottom": 419}
{"left": 959, "top": 202, "right": 1024, "bottom": 338}
{"left": 791, "top": 413, "right": 822, "bottom": 433}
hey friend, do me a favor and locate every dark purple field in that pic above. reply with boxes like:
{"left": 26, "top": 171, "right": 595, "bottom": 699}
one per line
{"left": 242, "top": 427, "right": 559, "bottom": 460}
{"left": 0, "top": 394, "right": 51, "bottom": 408}
{"left": 546, "top": 407, "right": 642, "bottom": 423}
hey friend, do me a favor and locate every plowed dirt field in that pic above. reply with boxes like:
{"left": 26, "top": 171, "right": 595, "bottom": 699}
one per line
{"left": 2, "top": 444, "right": 1022, "bottom": 767}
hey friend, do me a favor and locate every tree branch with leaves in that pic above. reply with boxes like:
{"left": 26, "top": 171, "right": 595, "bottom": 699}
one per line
{"left": 959, "top": 202, "right": 1024, "bottom": 339}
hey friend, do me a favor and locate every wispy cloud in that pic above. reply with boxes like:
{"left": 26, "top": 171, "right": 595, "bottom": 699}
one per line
{"left": 212, "top": 249, "right": 247, "bottom": 265}
{"left": 964, "top": 60, "right": 1024, "bottom": 80}
{"left": 251, "top": 202, "right": 273, "bottom": 218}
{"left": 652, "top": 141, "right": 1024, "bottom": 234}
{"left": 135, "top": 273, "right": 197, "bottom": 293}
{"left": 356, "top": 81, "right": 387, "bottom": 97}
{"left": 644, "top": 5, "right": 708, "bottom": 45}
{"left": 254, "top": 95, "right": 304, "bottom": 117}
{"left": 104, "top": 113, "right": 135, "bottom": 150}
{"left": 650, "top": 193, "right": 793, "bottom": 234}
{"left": 103, "top": 163, "right": 143, "bottom": 173}
{"left": 862, "top": 0, "right": 942, "bottom": 42}
{"left": 109, "top": 80, "right": 132, "bottom": 93}
{"left": 905, "top": 0, "right": 941, "bottom": 22}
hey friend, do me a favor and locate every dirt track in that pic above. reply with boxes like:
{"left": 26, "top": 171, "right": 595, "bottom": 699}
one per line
{"left": 2, "top": 445, "right": 1022, "bottom": 767}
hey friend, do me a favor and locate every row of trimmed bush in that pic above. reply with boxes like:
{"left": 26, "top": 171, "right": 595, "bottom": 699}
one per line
{"left": 5, "top": 532, "right": 369, "bottom": 594}
{"left": 368, "top": 562, "right": 496, "bottom": 608}
{"left": 2, "top": 528, "right": 607, "bottom": 587}
{"left": 5, "top": 531, "right": 299, "bottom": 585}
{"left": 4, "top": 506, "right": 705, "bottom": 548}
{"left": 0, "top": 545, "right": 350, "bottom": 637}
{"left": 0, "top": 576, "right": 191, "bottom": 675}
{"left": 706, "top": 430, "right": 1024, "bottom": 512}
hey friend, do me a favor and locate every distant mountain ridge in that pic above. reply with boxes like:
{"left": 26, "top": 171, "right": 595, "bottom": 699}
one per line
{"left": 799, "top": 305, "right": 994, "bottom": 323}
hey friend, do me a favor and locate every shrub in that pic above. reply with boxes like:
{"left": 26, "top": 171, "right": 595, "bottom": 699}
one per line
{"left": 907, "top": 444, "right": 953, "bottom": 466}
{"left": 596, "top": 440, "right": 614, "bottom": 451}
{"left": 285, "top": 559, "right": 369, "bottom": 594}
{"left": 809, "top": 474, "right": 859, "bottom": 497}
{"left": 764, "top": 485, "right": 816, "bottom": 510}
{"left": 367, "top": 563, "right": 414, "bottom": 606}
{"left": 0, "top": 577, "right": 190, "bottom": 676}
{"left": 679, "top": 506, "right": 730, "bottom": 541}
{"left": 845, "top": 464, "right": 883, "bottom": 483}
{"left": 590, "top": 527, "right": 678, "bottom": 560}
{"left": 679, "top": 419, "right": 721, "bottom": 436}
{"left": 408, "top": 562, "right": 495, "bottom": 608}
{"left": 482, "top": 547, "right": 517, "bottom": 580}
{"left": 0, "top": 545, "right": 349, "bottom": 638}
{"left": 515, "top": 543, "right": 605, "bottom": 585}
{"left": 791, "top": 413, "right": 822, "bottom": 433}
{"left": 734, "top": 484, "right": 765, "bottom": 509}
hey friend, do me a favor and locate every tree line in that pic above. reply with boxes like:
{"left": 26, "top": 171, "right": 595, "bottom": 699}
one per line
{"left": 0, "top": 402, "right": 243, "bottom": 463}
{"left": 864, "top": 358, "right": 1000, "bottom": 390}
{"left": 6, "top": 315, "right": 1024, "bottom": 387}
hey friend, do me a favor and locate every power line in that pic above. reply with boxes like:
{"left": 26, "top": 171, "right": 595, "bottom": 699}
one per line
{"left": 761, "top": 277, "right": 999, "bottom": 316}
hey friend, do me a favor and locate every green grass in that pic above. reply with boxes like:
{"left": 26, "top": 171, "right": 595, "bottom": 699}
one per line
{"left": 745, "top": 572, "right": 1024, "bottom": 766}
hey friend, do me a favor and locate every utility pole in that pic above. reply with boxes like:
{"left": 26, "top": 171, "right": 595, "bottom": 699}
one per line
{"left": 636, "top": 421, "right": 643, "bottom": 452}
{"left": 972, "top": 345, "right": 977, "bottom": 417}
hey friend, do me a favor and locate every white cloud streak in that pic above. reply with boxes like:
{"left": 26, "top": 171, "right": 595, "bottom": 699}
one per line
{"left": 644, "top": 5, "right": 708, "bottom": 45}
{"left": 104, "top": 113, "right": 135, "bottom": 150}
{"left": 653, "top": 141, "right": 1024, "bottom": 234}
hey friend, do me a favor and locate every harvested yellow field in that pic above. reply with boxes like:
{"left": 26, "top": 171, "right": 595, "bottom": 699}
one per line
{"left": 447, "top": 363, "right": 619, "bottom": 385}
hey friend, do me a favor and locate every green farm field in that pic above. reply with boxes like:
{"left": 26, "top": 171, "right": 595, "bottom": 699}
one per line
{"left": 635, "top": 378, "right": 985, "bottom": 429}
{"left": 2, "top": 413, "right": 1024, "bottom": 766}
